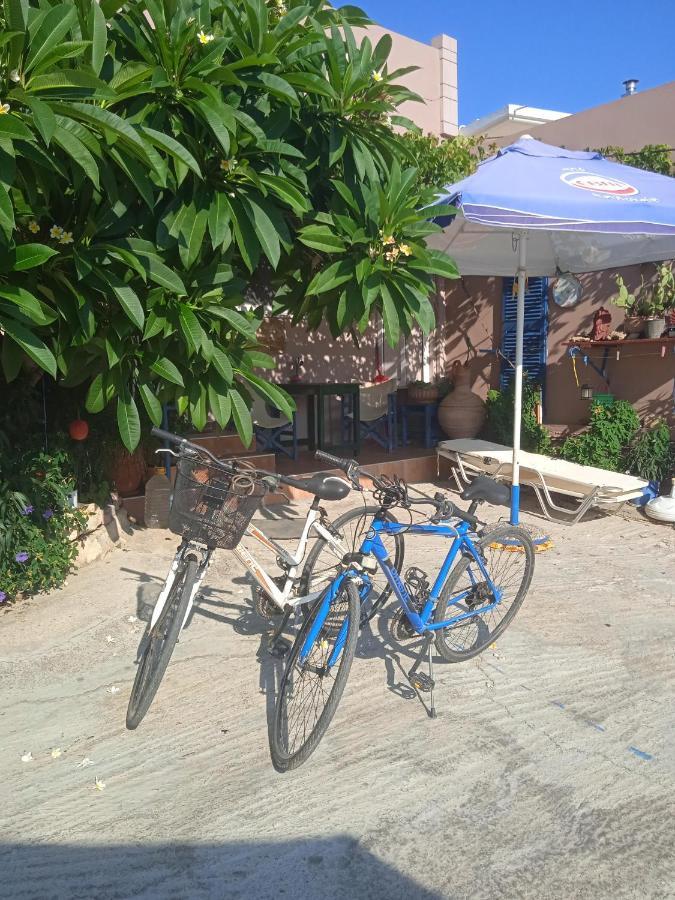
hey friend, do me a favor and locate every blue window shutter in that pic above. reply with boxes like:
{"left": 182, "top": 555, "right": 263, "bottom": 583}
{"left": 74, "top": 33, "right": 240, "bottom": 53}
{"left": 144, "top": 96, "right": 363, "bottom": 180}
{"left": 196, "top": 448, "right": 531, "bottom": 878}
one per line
{"left": 500, "top": 277, "right": 549, "bottom": 398}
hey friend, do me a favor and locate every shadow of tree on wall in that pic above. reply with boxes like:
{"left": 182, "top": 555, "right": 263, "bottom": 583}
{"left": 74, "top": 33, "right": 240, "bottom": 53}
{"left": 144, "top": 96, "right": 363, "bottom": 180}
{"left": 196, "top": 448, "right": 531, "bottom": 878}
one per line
{"left": 0, "top": 838, "right": 446, "bottom": 900}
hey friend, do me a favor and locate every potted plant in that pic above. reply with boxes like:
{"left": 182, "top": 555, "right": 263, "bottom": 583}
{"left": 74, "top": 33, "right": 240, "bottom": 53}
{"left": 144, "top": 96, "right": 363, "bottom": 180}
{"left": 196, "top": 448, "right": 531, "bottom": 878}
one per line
{"left": 613, "top": 264, "right": 675, "bottom": 338}
{"left": 407, "top": 380, "right": 440, "bottom": 403}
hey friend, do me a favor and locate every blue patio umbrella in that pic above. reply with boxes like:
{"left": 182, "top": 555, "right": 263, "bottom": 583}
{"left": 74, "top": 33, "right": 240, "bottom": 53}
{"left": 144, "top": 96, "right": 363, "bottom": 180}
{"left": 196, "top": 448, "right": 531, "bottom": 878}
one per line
{"left": 427, "top": 137, "right": 675, "bottom": 523}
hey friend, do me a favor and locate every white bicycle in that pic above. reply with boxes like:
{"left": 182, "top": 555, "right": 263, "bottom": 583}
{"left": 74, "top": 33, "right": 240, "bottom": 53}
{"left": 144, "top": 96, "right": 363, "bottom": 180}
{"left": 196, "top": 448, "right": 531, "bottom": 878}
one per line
{"left": 126, "top": 429, "right": 403, "bottom": 729}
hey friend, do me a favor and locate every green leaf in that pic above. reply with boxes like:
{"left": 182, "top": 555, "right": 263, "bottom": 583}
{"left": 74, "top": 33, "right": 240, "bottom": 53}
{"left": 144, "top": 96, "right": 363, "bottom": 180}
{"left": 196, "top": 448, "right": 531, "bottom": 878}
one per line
{"left": 0, "top": 116, "right": 34, "bottom": 141}
{"left": 211, "top": 346, "right": 234, "bottom": 383}
{"left": 207, "top": 379, "right": 231, "bottom": 428}
{"left": 381, "top": 282, "right": 400, "bottom": 347}
{"left": 139, "top": 126, "right": 202, "bottom": 178}
{"left": 20, "top": 96, "right": 56, "bottom": 145}
{"left": 207, "top": 192, "right": 231, "bottom": 249}
{"left": 85, "top": 373, "right": 108, "bottom": 413}
{"left": 412, "top": 249, "right": 460, "bottom": 280}
{"left": 89, "top": 0, "right": 107, "bottom": 75}
{"left": 178, "top": 304, "right": 204, "bottom": 356}
{"left": 188, "top": 383, "right": 208, "bottom": 432}
{"left": 151, "top": 356, "right": 184, "bottom": 387}
{"left": 27, "top": 70, "right": 114, "bottom": 95}
{"left": 178, "top": 206, "right": 208, "bottom": 269}
{"left": 0, "top": 183, "right": 14, "bottom": 237}
{"left": 26, "top": 4, "right": 78, "bottom": 73}
{"left": 117, "top": 392, "right": 141, "bottom": 452}
{"left": 192, "top": 97, "right": 231, "bottom": 155}
{"left": 209, "top": 307, "right": 256, "bottom": 339}
{"left": 104, "top": 273, "right": 144, "bottom": 330}
{"left": 284, "top": 71, "right": 338, "bottom": 99}
{"left": 230, "top": 387, "right": 253, "bottom": 448}
{"left": 258, "top": 72, "right": 299, "bottom": 105}
{"left": 306, "top": 259, "right": 353, "bottom": 295}
{"left": 138, "top": 382, "right": 163, "bottom": 427}
{"left": 143, "top": 311, "right": 166, "bottom": 340}
{"left": 0, "top": 285, "right": 55, "bottom": 323}
{"left": 243, "top": 373, "right": 295, "bottom": 420}
{"left": 258, "top": 173, "right": 309, "bottom": 214}
{"left": 12, "top": 243, "right": 58, "bottom": 270}
{"left": 298, "top": 224, "right": 346, "bottom": 253}
{"left": 0, "top": 316, "right": 56, "bottom": 376}
{"left": 241, "top": 197, "right": 280, "bottom": 269}
{"left": 52, "top": 128, "right": 100, "bottom": 187}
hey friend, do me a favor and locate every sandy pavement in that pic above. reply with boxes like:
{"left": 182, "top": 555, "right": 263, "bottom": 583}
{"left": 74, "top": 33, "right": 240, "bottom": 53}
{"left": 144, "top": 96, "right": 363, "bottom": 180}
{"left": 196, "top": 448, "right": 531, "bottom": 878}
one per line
{"left": 2, "top": 487, "right": 674, "bottom": 900}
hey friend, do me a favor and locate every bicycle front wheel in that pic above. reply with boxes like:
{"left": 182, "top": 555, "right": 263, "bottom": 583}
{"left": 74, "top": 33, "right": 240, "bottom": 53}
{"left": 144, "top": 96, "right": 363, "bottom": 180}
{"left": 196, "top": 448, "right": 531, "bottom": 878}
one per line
{"left": 300, "top": 506, "right": 404, "bottom": 626}
{"left": 433, "top": 525, "right": 535, "bottom": 663}
{"left": 126, "top": 556, "right": 198, "bottom": 729}
{"left": 270, "top": 578, "right": 360, "bottom": 771}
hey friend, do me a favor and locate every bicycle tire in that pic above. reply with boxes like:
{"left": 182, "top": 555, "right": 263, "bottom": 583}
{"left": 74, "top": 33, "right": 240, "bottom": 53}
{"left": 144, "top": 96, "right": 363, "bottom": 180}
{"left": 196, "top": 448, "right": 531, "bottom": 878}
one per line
{"left": 433, "top": 525, "right": 535, "bottom": 663}
{"left": 299, "top": 506, "right": 404, "bottom": 626}
{"left": 126, "top": 556, "right": 198, "bottom": 729}
{"left": 270, "top": 578, "right": 360, "bottom": 771}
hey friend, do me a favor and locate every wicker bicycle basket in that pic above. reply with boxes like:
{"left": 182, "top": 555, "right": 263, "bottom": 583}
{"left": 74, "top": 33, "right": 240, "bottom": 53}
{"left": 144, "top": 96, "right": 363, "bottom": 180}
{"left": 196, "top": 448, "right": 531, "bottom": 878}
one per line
{"left": 169, "top": 455, "right": 265, "bottom": 549}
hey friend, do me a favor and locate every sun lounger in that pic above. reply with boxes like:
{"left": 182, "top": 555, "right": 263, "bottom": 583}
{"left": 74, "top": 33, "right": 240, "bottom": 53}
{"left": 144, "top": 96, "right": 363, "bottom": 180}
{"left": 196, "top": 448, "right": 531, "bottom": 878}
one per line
{"left": 437, "top": 439, "right": 650, "bottom": 525}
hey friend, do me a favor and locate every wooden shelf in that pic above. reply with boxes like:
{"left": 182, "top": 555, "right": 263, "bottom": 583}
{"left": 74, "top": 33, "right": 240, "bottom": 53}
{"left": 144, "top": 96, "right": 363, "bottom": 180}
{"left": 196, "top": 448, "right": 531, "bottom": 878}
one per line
{"left": 567, "top": 337, "right": 675, "bottom": 347}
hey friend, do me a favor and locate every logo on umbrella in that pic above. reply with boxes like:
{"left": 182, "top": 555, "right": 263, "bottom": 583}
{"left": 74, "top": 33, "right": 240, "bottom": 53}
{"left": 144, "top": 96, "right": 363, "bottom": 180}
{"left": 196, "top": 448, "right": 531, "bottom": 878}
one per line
{"left": 560, "top": 171, "right": 639, "bottom": 196}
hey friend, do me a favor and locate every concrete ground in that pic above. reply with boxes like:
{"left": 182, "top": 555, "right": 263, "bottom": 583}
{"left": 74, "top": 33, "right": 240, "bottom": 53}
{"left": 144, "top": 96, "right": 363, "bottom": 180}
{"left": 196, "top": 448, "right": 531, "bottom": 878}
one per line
{"left": 2, "top": 485, "right": 674, "bottom": 900}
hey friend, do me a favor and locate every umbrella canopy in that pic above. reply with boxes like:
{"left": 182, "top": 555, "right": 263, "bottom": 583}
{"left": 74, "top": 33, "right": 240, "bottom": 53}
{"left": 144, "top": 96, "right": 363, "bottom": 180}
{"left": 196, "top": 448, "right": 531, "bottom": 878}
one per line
{"left": 427, "top": 138, "right": 675, "bottom": 522}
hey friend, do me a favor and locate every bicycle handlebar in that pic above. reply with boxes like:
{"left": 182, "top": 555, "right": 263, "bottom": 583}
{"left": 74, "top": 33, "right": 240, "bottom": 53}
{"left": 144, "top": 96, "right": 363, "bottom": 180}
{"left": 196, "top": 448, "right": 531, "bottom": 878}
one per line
{"left": 314, "top": 449, "right": 354, "bottom": 471}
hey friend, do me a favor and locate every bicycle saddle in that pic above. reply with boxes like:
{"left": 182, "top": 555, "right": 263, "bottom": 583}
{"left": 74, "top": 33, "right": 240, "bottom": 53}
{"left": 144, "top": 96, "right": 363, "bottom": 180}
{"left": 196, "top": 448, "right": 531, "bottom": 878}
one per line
{"left": 281, "top": 472, "right": 351, "bottom": 501}
{"left": 460, "top": 475, "right": 510, "bottom": 507}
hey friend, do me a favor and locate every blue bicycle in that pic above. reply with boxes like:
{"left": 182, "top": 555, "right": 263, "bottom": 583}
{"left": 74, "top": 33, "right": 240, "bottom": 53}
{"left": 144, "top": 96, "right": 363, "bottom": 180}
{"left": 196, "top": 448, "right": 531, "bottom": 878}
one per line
{"left": 271, "top": 451, "right": 535, "bottom": 770}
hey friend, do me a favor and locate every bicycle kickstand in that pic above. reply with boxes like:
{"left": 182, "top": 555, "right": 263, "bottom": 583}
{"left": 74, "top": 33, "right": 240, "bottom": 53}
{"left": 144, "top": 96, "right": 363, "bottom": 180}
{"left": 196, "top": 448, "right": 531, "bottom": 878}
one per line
{"left": 408, "top": 634, "right": 438, "bottom": 719}
{"left": 268, "top": 605, "right": 293, "bottom": 658}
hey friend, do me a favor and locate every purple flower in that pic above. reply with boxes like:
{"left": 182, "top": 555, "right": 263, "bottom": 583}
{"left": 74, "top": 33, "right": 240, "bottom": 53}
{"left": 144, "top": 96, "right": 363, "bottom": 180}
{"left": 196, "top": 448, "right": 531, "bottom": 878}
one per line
{"left": 42, "top": 508, "right": 54, "bottom": 520}
{"left": 15, "top": 551, "right": 29, "bottom": 563}
{"left": 21, "top": 505, "right": 34, "bottom": 516}
{"left": 0, "top": 591, "right": 6, "bottom": 603}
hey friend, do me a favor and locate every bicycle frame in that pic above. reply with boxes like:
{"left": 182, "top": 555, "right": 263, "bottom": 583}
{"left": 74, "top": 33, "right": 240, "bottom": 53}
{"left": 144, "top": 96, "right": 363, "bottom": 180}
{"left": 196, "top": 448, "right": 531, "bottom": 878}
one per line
{"left": 149, "top": 503, "right": 352, "bottom": 632}
{"left": 360, "top": 517, "right": 504, "bottom": 634}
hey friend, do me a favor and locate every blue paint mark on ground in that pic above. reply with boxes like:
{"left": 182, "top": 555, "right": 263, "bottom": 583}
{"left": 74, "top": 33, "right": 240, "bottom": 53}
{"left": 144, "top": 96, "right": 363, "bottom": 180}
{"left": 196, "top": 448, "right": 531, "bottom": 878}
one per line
{"left": 551, "top": 700, "right": 565, "bottom": 709}
{"left": 587, "top": 720, "right": 606, "bottom": 732}
{"left": 628, "top": 746, "right": 653, "bottom": 761}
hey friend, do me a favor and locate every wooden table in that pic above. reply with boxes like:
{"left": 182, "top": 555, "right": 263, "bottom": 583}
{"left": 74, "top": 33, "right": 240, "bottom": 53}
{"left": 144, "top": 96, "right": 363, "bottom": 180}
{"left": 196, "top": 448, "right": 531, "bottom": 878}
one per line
{"left": 281, "top": 382, "right": 361, "bottom": 456}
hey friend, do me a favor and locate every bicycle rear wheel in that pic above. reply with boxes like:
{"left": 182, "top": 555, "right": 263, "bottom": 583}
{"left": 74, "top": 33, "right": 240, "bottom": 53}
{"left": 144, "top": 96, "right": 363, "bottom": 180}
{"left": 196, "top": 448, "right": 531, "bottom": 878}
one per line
{"left": 126, "top": 556, "right": 198, "bottom": 729}
{"left": 433, "top": 525, "right": 534, "bottom": 663}
{"left": 300, "top": 506, "right": 404, "bottom": 626}
{"left": 270, "top": 578, "right": 360, "bottom": 771}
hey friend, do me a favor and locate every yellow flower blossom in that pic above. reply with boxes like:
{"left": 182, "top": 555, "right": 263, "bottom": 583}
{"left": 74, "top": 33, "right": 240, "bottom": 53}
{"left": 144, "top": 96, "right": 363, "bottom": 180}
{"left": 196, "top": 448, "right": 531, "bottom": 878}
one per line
{"left": 399, "top": 243, "right": 412, "bottom": 256}
{"left": 382, "top": 234, "right": 395, "bottom": 246}
{"left": 197, "top": 30, "right": 214, "bottom": 44}
{"left": 58, "top": 231, "right": 74, "bottom": 245}
{"left": 49, "top": 225, "right": 64, "bottom": 239}
{"left": 220, "top": 158, "right": 237, "bottom": 171}
{"left": 28, "top": 221, "right": 40, "bottom": 234}
{"left": 371, "top": 70, "right": 383, "bottom": 83}
{"left": 0, "top": 102, "right": 10, "bottom": 115}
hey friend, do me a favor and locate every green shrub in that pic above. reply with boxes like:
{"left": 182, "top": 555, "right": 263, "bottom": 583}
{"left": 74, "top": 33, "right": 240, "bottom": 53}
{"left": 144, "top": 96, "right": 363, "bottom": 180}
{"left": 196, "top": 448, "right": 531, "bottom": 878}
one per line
{"left": 559, "top": 401, "right": 640, "bottom": 471}
{"left": 483, "top": 379, "right": 553, "bottom": 454}
{"left": 624, "top": 420, "right": 673, "bottom": 483}
{"left": 0, "top": 445, "right": 86, "bottom": 603}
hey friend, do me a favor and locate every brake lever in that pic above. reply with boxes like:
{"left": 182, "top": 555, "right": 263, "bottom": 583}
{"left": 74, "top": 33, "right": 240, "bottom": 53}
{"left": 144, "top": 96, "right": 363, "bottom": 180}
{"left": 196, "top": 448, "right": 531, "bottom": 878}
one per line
{"left": 155, "top": 448, "right": 179, "bottom": 458}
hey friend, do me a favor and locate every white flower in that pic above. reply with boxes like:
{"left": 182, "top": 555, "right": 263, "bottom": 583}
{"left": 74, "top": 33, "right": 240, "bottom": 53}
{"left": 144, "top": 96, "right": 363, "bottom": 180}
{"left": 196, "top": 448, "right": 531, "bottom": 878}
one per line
{"left": 76, "top": 757, "right": 94, "bottom": 769}
{"left": 58, "top": 231, "right": 74, "bottom": 245}
{"left": 51, "top": 747, "right": 62, "bottom": 758}
{"left": 127, "top": 615, "right": 137, "bottom": 623}
{"left": 108, "top": 685, "right": 120, "bottom": 695}
{"left": 21, "top": 751, "right": 33, "bottom": 763}
{"left": 105, "top": 635, "right": 115, "bottom": 644}
{"left": 371, "top": 70, "right": 383, "bottom": 83}
{"left": 9, "top": 70, "right": 20, "bottom": 83}
{"left": 0, "top": 102, "right": 10, "bottom": 115}
{"left": 28, "top": 221, "right": 40, "bottom": 234}
{"left": 49, "top": 224, "right": 64, "bottom": 239}
{"left": 197, "top": 30, "right": 214, "bottom": 44}
{"left": 94, "top": 777, "right": 106, "bottom": 791}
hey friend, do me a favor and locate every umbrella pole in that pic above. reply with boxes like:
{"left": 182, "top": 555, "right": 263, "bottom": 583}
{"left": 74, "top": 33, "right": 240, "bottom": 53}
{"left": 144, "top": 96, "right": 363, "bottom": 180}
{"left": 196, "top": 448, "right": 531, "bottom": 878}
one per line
{"left": 510, "top": 232, "right": 528, "bottom": 525}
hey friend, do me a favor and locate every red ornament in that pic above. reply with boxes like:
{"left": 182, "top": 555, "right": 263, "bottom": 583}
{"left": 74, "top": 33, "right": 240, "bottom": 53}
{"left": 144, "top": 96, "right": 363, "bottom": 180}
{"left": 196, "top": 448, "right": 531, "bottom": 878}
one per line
{"left": 69, "top": 419, "right": 89, "bottom": 441}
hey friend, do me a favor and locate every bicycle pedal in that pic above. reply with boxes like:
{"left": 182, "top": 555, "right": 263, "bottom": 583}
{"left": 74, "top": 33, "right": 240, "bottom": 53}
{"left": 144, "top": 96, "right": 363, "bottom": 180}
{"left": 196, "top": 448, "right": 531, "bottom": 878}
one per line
{"left": 268, "top": 638, "right": 290, "bottom": 658}
{"left": 409, "top": 670, "right": 435, "bottom": 693}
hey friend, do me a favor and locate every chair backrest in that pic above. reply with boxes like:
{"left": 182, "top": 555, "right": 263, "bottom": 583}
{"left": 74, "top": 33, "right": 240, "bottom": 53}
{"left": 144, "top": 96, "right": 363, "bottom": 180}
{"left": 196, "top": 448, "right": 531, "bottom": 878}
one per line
{"left": 251, "top": 397, "right": 290, "bottom": 429}
{"left": 359, "top": 379, "right": 397, "bottom": 421}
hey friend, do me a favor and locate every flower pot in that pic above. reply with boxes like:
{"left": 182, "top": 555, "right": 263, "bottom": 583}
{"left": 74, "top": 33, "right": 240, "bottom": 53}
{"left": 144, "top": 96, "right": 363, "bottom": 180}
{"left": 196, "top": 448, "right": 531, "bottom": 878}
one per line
{"left": 645, "top": 317, "right": 665, "bottom": 339}
{"left": 437, "top": 361, "right": 485, "bottom": 440}
{"left": 408, "top": 384, "right": 439, "bottom": 403}
{"left": 623, "top": 315, "right": 645, "bottom": 338}
{"left": 108, "top": 447, "right": 147, "bottom": 496}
